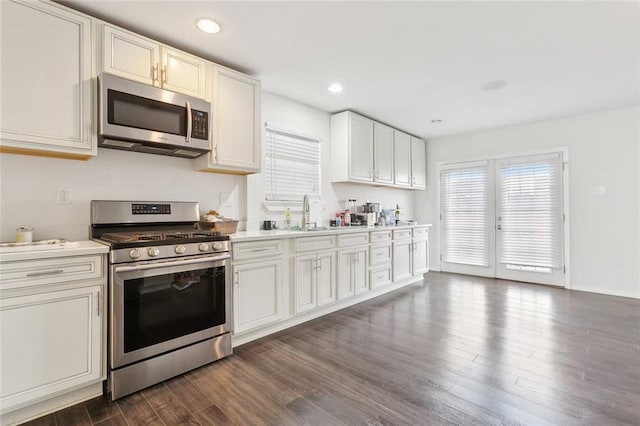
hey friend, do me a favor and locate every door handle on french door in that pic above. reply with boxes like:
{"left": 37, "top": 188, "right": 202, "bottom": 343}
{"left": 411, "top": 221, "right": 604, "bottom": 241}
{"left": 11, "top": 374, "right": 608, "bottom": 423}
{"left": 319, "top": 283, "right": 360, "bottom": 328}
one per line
{"left": 496, "top": 225, "right": 502, "bottom": 230}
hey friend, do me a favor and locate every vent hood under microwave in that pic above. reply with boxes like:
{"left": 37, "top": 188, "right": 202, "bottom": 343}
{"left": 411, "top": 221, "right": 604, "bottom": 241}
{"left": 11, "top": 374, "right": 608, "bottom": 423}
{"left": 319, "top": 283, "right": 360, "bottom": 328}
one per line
{"left": 98, "top": 73, "right": 211, "bottom": 159}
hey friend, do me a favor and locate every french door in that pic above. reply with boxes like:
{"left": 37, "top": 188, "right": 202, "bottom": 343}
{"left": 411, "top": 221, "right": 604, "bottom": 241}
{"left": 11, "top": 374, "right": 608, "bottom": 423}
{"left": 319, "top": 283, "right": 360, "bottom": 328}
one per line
{"left": 441, "top": 152, "right": 565, "bottom": 286}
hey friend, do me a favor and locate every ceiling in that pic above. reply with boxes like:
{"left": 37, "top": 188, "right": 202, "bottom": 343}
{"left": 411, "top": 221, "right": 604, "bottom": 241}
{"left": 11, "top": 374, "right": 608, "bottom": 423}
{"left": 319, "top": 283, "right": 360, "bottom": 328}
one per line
{"left": 61, "top": 1, "right": 639, "bottom": 140}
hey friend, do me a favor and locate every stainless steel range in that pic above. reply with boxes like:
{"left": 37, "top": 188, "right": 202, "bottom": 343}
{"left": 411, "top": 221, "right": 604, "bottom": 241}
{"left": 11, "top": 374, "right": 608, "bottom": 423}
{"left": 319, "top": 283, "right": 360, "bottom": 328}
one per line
{"left": 91, "top": 200, "right": 232, "bottom": 400}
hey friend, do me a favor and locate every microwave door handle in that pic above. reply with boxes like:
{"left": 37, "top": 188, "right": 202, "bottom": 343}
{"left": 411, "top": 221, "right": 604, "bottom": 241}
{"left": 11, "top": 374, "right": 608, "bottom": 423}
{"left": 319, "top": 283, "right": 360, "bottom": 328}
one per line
{"left": 185, "top": 101, "right": 192, "bottom": 143}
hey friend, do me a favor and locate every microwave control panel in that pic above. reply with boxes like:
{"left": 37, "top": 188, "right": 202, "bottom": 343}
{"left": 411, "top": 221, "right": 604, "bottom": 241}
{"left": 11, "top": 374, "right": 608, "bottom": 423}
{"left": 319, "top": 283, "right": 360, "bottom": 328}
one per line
{"left": 192, "top": 110, "right": 209, "bottom": 140}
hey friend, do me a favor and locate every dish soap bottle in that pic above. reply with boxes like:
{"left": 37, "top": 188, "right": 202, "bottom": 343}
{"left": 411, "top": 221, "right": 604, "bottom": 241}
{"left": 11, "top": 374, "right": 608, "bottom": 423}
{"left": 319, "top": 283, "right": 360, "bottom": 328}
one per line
{"left": 284, "top": 208, "right": 291, "bottom": 230}
{"left": 395, "top": 204, "right": 400, "bottom": 224}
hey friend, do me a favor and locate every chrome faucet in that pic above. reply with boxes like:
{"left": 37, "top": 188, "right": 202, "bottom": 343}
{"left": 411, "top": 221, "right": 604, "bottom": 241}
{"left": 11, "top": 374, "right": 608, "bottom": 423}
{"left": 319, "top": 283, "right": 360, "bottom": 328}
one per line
{"left": 302, "top": 194, "right": 310, "bottom": 230}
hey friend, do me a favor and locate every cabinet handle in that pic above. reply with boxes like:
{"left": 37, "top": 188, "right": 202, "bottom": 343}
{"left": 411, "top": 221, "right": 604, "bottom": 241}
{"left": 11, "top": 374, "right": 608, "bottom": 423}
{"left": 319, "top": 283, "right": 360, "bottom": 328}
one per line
{"left": 26, "top": 269, "right": 64, "bottom": 277}
{"left": 162, "top": 65, "right": 167, "bottom": 84}
{"left": 234, "top": 271, "right": 239, "bottom": 286}
{"left": 96, "top": 291, "right": 100, "bottom": 317}
{"left": 152, "top": 64, "right": 158, "bottom": 82}
{"left": 247, "top": 247, "right": 271, "bottom": 253}
{"left": 185, "top": 101, "right": 192, "bottom": 143}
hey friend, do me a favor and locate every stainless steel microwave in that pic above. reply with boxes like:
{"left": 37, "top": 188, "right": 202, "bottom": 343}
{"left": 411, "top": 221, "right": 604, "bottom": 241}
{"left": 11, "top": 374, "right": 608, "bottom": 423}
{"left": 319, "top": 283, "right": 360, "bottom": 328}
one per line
{"left": 98, "top": 73, "right": 211, "bottom": 158}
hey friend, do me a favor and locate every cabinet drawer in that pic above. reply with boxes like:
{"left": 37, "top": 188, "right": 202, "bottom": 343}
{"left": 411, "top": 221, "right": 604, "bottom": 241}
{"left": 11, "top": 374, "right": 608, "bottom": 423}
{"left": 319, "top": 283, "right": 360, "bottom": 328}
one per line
{"left": 338, "top": 232, "right": 369, "bottom": 247}
{"left": 370, "top": 244, "right": 392, "bottom": 265}
{"left": 413, "top": 227, "right": 429, "bottom": 241}
{"left": 370, "top": 265, "right": 392, "bottom": 289}
{"left": 233, "top": 240, "right": 282, "bottom": 261}
{"left": 370, "top": 230, "right": 392, "bottom": 243}
{"left": 393, "top": 229, "right": 412, "bottom": 240}
{"left": 295, "top": 235, "right": 336, "bottom": 253}
{"left": 0, "top": 255, "right": 103, "bottom": 290}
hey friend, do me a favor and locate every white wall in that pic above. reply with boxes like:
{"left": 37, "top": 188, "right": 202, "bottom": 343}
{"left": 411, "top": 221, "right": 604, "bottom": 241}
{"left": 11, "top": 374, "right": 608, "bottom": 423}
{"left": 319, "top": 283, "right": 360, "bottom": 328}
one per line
{"left": 247, "top": 91, "right": 415, "bottom": 231}
{"left": 0, "top": 149, "right": 246, "bottom": 241}
{"left": 415, "top": 106, "right": 640, "bottom": 298}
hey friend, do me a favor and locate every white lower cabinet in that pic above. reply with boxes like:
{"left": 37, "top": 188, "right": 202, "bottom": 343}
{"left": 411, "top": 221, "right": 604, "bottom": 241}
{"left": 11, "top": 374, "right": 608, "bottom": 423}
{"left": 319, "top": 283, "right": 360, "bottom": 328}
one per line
{"left": 337, "top": 246, "right": 369, "bottom": 300}
{"left": 295, "top": 251, "right": 336, "bottom": 313}
{"left": 393, "top": 239, "right": 413, "bottom": 282}
{"left": 0, "top": 285, "right": 102, "bottom": 413}
{"left": 233, "top": 258, "right": 282, "bottom": 334}
{"left": 413, "top": 238, "right": 429, "bottom": 275}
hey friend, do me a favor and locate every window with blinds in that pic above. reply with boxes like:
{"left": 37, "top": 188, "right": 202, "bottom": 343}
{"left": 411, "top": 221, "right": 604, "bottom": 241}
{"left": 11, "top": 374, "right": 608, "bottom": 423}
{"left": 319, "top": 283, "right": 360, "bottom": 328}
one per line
{"left": 497, "top": 154, "right": 563, "bottom": 271}
{"left": 264, "top": 123, "right": 321, "bottom": 201}
{"left": 441, "top": 162, "right": 490, "bottom": 267}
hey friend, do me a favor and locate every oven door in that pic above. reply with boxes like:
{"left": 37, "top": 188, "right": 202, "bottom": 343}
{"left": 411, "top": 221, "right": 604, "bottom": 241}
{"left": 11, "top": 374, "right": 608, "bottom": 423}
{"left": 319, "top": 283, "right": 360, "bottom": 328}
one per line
{"left": 110, "top": 254, "right": 231, "bottom": 369}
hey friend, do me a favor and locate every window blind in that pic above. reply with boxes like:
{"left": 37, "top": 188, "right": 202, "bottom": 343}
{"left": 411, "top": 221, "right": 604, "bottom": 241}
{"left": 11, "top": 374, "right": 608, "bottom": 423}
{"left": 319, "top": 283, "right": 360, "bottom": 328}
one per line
{"left": 497, "top": 154, "right": 563, "bottom": 269}
{"left": 265, "top": 123, "right": 321, "bottom": 201}
{"left": 441, "top": 162, "right": 490, "bottom": 266}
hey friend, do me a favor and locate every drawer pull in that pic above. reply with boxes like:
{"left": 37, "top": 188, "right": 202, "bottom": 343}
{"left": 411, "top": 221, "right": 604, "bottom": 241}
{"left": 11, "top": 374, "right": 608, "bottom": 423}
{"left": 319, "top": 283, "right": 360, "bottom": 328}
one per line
{"left": 26, "top": 269, "right": 64, "bottom": 277}
{"left": 248, "top": 247, "right": 271, "bottom": 252}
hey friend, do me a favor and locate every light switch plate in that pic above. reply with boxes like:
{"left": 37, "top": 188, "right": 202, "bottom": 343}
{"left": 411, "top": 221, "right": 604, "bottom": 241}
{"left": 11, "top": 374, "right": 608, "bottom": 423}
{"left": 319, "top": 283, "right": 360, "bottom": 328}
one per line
{"left": 592, "top": 186, "right": 606, "bottom": 196}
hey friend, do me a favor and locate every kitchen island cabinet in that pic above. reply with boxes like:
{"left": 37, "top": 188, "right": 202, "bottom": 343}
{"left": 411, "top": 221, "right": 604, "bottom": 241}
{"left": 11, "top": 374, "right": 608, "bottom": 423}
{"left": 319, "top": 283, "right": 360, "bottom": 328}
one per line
{"left": 0, "top": 242, "right": 108, "bottom": 426}
{"left": 0, "top": 0, "right": 95, "bottom": 159}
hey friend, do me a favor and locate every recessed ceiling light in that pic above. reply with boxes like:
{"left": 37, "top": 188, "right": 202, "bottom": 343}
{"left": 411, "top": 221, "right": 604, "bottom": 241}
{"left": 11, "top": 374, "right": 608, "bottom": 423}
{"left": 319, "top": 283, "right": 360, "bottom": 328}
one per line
{"left": 481, "top": 80, "right": 507, "bottom": 91}
{"left": 196, "top": 18, "right": 221, "bottom": 34}
{"left": 431, "top": 119, "right": 442, "bottom": 124}
{"left": 328, "top": 83, "right": 343, "bottom": 93}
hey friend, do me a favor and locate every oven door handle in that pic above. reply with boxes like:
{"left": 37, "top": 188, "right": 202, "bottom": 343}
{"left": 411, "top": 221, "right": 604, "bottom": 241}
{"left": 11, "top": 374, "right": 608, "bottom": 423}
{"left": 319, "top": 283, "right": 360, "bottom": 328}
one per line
{"left": 114, "top": 254, "right": 230, "bottom": 273}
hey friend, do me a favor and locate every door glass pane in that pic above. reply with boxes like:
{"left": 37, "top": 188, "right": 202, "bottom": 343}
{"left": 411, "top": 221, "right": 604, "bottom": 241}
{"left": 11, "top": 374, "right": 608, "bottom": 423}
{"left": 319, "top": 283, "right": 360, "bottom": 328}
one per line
{"left": 497, "top": 154, "right": 563, "bottom": 270}
{"left": 441, "top": 164, "right": 489, "bottom": 266}
{"left": 123, "top": 266, "right": 225, "bottom": 353}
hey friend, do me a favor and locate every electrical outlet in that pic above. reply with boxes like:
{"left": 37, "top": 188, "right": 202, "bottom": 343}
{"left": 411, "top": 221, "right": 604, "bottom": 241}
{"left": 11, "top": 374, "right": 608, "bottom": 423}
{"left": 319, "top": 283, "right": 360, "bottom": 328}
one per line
{"left": 57, "top": 186, "right": 71, "bottom": 204}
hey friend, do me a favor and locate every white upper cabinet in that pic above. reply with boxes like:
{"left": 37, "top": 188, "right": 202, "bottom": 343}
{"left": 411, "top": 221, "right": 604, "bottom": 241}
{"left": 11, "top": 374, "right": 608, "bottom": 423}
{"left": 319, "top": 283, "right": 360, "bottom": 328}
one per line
{"left": 0, "top": 0, "right": 95, "bottom": 159}
{"left": 102, "top": 25, "right": 207, "bottom": 99}
{"left": 373, "top": 122, "right": 394, "bottom": 185}
{"left": 411, "top": 137, "right": 426, "bottom": 189}
{"left": 393, "top": 130, "right": 412, "bottom": 187}
{"left": 195, "top": 66, "right": 261, "bottom": 174}
{"left": 331, "top": 111, "right": 373, "bottom": 183}
{"left": 331, "top": 111, "right": 426, "bottom": 190}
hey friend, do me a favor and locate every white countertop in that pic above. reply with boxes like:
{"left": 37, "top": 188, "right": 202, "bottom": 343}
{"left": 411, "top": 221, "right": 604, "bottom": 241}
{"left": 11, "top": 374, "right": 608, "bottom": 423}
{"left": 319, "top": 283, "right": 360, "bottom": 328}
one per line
{"left": 0, "top": 240, "right": 109, "bottom": 262}
{"left": 230, "top": 224, "right": 432, "bottom": 242}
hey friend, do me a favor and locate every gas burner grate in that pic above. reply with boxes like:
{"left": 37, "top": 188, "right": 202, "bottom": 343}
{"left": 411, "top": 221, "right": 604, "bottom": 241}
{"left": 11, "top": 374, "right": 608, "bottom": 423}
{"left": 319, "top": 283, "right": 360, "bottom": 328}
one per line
{"left": 193, "top": 231, "right": 223, "bottom": 237}
{"left": 138, "top": 235, "right": 162, "bottom": 241}
{"left": 164, "top": 233, "right": 192, "bottom": 239}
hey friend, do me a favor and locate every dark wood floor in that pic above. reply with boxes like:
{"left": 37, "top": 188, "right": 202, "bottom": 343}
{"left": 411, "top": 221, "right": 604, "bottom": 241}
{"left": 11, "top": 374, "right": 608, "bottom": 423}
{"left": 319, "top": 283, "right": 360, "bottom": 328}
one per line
{"left": 25, "top": 272, "right": 640, "bottom": 425}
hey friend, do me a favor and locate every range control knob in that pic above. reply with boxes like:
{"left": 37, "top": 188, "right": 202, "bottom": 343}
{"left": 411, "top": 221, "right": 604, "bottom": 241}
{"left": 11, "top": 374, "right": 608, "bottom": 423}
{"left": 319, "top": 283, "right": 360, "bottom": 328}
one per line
{"left": 147, "top": 247, "right": 160, "bottom": 257}
{"left": 198, "top": 243, "right": 210, "bottom": 252}
{"left": 129, "top": 249, "right": 142, "bottom": 259}
{"left": 212, "top": 242, "right": 223, "bottom": 251}
{"left": 175, "top": 245, "right": 186, "bottom": 254}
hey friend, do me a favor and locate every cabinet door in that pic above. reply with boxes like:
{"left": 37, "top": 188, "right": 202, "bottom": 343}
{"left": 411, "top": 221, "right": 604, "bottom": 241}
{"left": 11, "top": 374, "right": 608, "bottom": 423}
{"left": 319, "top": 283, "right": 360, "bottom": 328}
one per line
{"left": 348, "top": 113, "right": 374, "bottom": 182}
{"left": 353, "top": 246, "right": 369, "bottom": 295}
{"left": 103, "top": 25, "right": 158, "bottom": 86}
{"left": 316, "top": 252, "right": 337, "bottom": 306}
{"left": 295, "top": 255, "right": 317, "bottom": 314}
{"left": 0, "top": 0, "right": 94, "bottom": 157}
{"left": 161, "top": 47, "right": 207, "bottom": 99}
{"left": 233, "top": 259, "right": 282, "bottom": 334}
{"left": 0, "top": 285, "right": 102, "bottom": 412}
{"left": 412, "top": 239, "right": 429, "bottom": 276}
{"left": 337, "top": 249, "right": 354, "bottom": 300}
{"left": 394, "top": 130, "right": 412, "bottom": 187}
{"left": 210, "top": 66, "right": 261, "bottom": 171}
{"left": 411, "top": 137, "right": 426, "bottom": 189}
{"left": 393, "top": 240, "right": 413, "bottom": 282}
{"left": 373, "top": 122, "right": 394, "bottom": 184}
